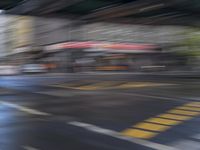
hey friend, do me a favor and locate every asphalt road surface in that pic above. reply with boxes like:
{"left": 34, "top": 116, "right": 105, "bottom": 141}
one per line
{"left": 0, "top": 73, "right": 200, "bottom": 150}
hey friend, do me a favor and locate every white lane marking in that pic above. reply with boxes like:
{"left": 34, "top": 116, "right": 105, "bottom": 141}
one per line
{"left": 68, "top": 121, "right": 179, "bottom": 150}
{"left": 23, "top": 146, "right": 40, "bottom": 150}
{"left": 192, "top": 133, "right": 200, "bottom": 140}
{"left": 170, "top": 140, "right": 200, "bottom": 150}
{"left": 117, "top": 92, "right": 189, "bottom": 102}
{"left": 0, "top": 102, "right": 51, "bottom": 116}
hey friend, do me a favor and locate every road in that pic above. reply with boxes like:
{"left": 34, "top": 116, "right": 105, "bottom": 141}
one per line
{"left": 0, "top": 73, "right": 200, "bottom": 150}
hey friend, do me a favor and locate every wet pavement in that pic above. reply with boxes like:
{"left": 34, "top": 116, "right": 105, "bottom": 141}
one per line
{"left": 0, "top": 74, "right": 200, "bottom": 150}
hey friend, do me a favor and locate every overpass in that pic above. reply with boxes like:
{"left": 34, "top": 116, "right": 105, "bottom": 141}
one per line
{"left": 1, "top": 0, "right": 200, "bottom": 26}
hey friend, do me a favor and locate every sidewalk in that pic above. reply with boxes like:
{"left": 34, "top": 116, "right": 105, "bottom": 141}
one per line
{"left": 17, "top": 71, "right": 200, "bottom": 78}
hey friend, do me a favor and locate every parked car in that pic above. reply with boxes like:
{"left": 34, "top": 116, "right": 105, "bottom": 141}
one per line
{"left": 22, "top": 64, "right": 47, "bottom": 73}
{"left": 0, "top": 65, "right": 20, "bottom": 75}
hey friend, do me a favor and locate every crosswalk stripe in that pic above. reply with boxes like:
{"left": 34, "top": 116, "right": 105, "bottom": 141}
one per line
{"left": 121, "top": 102, "right": 200, "bottom": 140}
{"left": 176, "top": 106, "right": 200, "bottom": 112}
{"left": 168, "top": 109, "right": 200, "bottom": 116}
{"left": 117, "top": 82, "right": 152, "bottom": 88}
{"left": 117, "top": 82, "right": 174, "bottom": 89}
{"left": 145, "top": 117, "right": 181, "bottom": 126}
{"left": 185, "top": 102, "right": 200, "bottom": 107}
{"left": 75, "top": 81, "right": 118, "bottom": 90}
{"left": 69, "top": 121, "right": 179, "bottom": 150}
{"left": 49, "top": 81, "right": 175, "bottom": 90}
{"left": 134, "top": 122, "right": 170, "bottom": 132}
{"left": 121, "top": 128, "right": 157, "bottom": 139}
{"left": 158, "top": 113, "right": 193, "bottom": 121}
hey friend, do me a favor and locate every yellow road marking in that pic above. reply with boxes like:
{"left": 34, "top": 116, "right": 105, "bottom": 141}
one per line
{"left": 168, "top": 109, "right": 200, "bottom": 116}
{"left": 51, "top": 83, "right": 83, "bottom": 89}
{"left": 176, "top": 106, "right": 200, "bottom": 112}
{"left": 50, "top": 80, "right": 98, "bottom": 89}
{"left": 51, "top": 81, "right": 175, "bottom": 90}
{"left": 134, "top": 122, "right": 170, "bottom": 132}
{"left": 116, "top": 82, "right": 174, "bottom": 89}
{"left": 117, "top": 82, "right": 151, "bottom": 88}
{"left": 121, "top": 128, "right": 157, "bottom": 139}
{"left": 75, "top": 85, "right": 99, "bottom": 90}
{"left": 185, "top": 102, "right": 200, "bottom": 107}
{"left": 145, "top": 117, "right": 181, "bottom": 126}
{"left": 121, "top": 102, "right": 200, "bottom": 139}
{"left": 75, "top": 81, "right": 117, "bottom": 90}
{"left": 158, "top": 113, "right": 193, "bottom": 121}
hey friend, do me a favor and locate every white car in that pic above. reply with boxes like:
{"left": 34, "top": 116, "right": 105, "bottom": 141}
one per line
{"left": 22, "top": 64, "right": 47, "bottom": 73}
{"left": 0, "top": 65, "right": 20, "bottom": 75}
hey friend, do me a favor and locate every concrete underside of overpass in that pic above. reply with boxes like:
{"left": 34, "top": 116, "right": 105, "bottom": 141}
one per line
{"left": 0, "top": 0, "right": 200, "bottom": 27}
